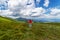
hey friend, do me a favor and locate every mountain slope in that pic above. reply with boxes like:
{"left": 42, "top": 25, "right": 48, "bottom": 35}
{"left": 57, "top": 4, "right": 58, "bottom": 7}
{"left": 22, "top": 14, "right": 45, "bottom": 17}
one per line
{"left": 0, "top": 16, "right": 60, "bottom": 40}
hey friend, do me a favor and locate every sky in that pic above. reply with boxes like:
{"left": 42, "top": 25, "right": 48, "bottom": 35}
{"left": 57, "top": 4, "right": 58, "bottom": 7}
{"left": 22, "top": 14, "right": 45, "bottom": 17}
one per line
{"left": 0, "top": 0, "right": 60, "bottom": 21}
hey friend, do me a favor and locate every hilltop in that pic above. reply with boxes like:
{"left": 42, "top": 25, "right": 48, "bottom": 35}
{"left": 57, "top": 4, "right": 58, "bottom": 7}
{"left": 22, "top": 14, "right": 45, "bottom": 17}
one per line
{"left": 0, "top": 16, "right": 60, "bottom": 40}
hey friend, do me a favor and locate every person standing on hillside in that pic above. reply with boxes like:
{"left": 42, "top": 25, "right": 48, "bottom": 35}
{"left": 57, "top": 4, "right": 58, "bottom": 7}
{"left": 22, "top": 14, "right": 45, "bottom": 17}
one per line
{"left": 28, "top": 19, "right": 33, "bottom": 28}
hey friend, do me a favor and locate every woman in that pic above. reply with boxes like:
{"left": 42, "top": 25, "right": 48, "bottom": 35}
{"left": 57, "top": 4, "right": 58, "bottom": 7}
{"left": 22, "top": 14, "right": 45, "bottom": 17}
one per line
{"left": 28, "top": 19, "right": 33, "bottom": 28}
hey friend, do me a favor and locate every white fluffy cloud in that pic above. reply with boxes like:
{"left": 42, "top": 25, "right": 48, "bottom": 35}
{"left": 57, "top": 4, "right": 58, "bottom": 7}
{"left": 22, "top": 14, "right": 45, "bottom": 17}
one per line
{"left": 31, "top": 7, "right": 46, "bottom": 17}
{"left": 20, "top": 7, "right": 46, "bottom": 17}
{"left": 8, "top": 0, "right": 35, "bottom": 8}
{"left": 0, "top": 9, "right": 12, "bottom": 16}
{"left": 7, "top": 0, "right": 46, "bottom": 18}
{"left": 8, "top": 0, "right": 35, "bottom": 17}
{"left": 50, "top": 8, "right": 60, "bottom": 15}
{"left": 8, "top": 0, "right": 19, "bottom": 8}
{"left": 38, "top": 8, "right": 60, "bottom": 19}
{"left": 0, "top": 0, "right": 35, "bottom": 18}
{"left": 44, "top": 0, "right": 49, "bottom": 7}
{"left": 1, "top": 0, "right": 60, "bottom": 20}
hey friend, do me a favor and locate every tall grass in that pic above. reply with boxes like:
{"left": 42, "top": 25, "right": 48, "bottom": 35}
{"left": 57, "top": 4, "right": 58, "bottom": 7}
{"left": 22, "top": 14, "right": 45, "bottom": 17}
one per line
{"left": 0, "top": 17, "right": 60, "bottom": 40}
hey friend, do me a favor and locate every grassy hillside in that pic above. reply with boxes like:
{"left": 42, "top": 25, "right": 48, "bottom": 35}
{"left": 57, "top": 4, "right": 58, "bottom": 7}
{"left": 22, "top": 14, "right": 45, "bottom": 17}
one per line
{"left": 0, "top": 16, "right": 60, "bottom": 40}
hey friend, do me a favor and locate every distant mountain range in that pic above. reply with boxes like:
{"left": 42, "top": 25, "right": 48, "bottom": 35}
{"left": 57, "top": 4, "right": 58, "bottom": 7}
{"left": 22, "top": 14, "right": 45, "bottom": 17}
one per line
{"left": 16, "top": 17, "right": 60, "bottom": 22}
{"left": 0, "top": 16, "right": 60, "bottom": 22}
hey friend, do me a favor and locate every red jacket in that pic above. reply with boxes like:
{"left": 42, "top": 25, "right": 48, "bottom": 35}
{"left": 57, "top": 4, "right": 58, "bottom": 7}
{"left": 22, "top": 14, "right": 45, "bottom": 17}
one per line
{"left": 28, "top": 20, "right": 32, "bottom": 24}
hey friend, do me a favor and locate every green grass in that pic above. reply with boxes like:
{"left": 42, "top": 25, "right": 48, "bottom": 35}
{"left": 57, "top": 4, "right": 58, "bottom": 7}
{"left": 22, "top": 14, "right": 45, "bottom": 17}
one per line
{"left": 0, "top": 16, "right": 60, "bottom": 40}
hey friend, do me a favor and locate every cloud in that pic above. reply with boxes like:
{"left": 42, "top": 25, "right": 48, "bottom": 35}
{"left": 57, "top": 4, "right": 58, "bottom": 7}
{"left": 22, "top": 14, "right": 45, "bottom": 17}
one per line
{"left": 8, "top": 0, "right": 19, "bottom": 8}
{"left": 38, "top": 8, "right": 60, "bottom": 19}
{"left": 0, "top": 0, "right": 60, "bottom": 20}
{"left": 44, "top": 0, "right": 49, "bottom": 7}
{"left": 0, "top": 0, "right": 35, "bottom": 18}
{"left": 20, "top": 7, "right": 46, "bottom": 17}
{"left": 7, "top": 0, "right": 46, "bottom": 18}
{"left": 8, "top": 0, "right": 35, "bottom": 8}
{"left": 0, "top": 9, "right": 12, "bottom": 16}
{"left": 50, "top": 8, "right": 60, "bottom": 15}
{"left": 31, "top": 7, "right": 46, "bottom": 17}
{"left": 8, "top": 0, "right": 35, "bottom": 17}
{"left": 0, "top": 0, "right": 8, "bottom": 10}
